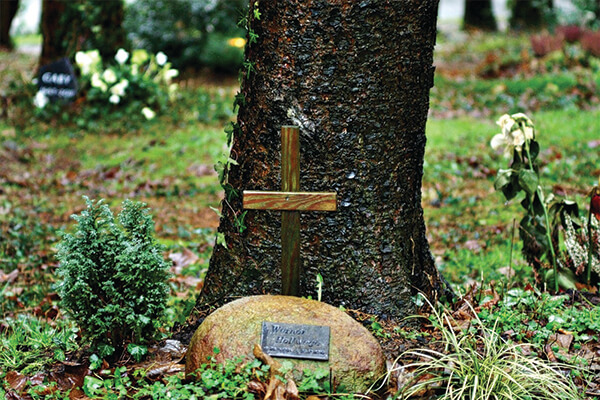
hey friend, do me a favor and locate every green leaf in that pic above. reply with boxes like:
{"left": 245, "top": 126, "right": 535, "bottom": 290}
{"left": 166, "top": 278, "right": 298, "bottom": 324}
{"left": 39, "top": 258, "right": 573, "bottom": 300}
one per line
{"left": 544, "top": 269, "right": 577, "bottom": 291}
{"left": 127, "top": 343, "right": 148, "bottom": 362}
{"left": 518, "top": 169, "right": 539, "bottom": 196}
{"left": 528, "top": 140, "right": 540, "bottom": 161}
{"left": 209, "top": 206, "right": 222, "bottom": 218}
{"left": 501, "top": 182, "right": 519, "bottom": 201}
{"left": 494, "top": 169, "right": 513, "bottom": 191}
{"left": 216, "top": 232, "right": 227, "bottom": 249}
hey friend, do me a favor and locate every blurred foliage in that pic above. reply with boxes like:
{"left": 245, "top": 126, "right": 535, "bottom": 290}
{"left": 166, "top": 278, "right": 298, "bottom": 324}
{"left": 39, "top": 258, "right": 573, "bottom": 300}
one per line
{"left": 124, "top": 0, "right": 247, "bottom": 71}
{"left": 41, "top": 0, "right": 126, "bottom": 65}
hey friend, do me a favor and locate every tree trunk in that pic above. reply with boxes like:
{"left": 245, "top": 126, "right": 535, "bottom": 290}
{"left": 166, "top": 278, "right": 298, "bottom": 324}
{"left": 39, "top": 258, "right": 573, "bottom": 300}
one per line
{"left": 40, "top": 0, "right": 126, "bottom": 68}
{"left": 195, "top": 0, "right": 445, "bottom": 323}
{"left": 463, "top": 0, "right": 497, "bottom": 31}
{"left": 510, "top": 0, "right": 554, "bottom": 30}
{"left": 0, "top": 0, "right": 20, "bottom": 50}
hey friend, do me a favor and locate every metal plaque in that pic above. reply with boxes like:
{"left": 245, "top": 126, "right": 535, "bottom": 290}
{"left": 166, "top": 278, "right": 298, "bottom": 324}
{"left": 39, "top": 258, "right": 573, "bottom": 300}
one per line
{"left": 261, "top": 322, "right": 330, "bottom": 361}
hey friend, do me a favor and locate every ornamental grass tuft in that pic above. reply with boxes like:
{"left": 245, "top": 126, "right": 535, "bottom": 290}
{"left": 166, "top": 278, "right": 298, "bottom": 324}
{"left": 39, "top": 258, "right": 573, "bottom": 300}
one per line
{"left": 393, "top": 297, "right": 582, "bottom": 400}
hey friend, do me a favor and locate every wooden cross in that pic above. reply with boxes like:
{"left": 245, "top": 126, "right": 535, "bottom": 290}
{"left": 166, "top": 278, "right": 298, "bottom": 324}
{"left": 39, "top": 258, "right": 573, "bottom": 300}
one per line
{"left": 243, "top": 126, "right": 337, "bottom": 296}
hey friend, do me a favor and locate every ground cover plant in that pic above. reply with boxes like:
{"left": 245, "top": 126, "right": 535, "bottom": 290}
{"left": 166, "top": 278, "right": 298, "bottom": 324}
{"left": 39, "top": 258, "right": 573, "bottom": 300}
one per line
{"left": 1, "top": 26, "right": 600, "bottom": 398}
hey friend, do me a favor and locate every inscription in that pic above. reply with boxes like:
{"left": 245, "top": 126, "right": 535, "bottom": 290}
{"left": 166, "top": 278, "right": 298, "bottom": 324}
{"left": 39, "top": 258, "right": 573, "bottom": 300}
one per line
{"left": 37, "top": 57, "right": 78, "bottom": 102}
{"left": 261, "top": 322, "right": 330, "bottom": 361}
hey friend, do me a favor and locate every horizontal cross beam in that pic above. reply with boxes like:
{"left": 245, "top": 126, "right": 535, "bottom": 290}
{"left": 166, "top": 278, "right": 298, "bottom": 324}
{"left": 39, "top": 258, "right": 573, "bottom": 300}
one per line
{"left": 243, "top": 191, "right": 337, "bottom": 212}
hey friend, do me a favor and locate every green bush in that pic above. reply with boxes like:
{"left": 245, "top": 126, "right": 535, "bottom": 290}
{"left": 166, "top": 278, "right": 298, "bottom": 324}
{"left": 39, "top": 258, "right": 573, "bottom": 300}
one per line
{"left": 56, "top": 198, "right": 170, "bottom": 359}
{"left": 124, "top": 0, "right": 246, "bottom": 70}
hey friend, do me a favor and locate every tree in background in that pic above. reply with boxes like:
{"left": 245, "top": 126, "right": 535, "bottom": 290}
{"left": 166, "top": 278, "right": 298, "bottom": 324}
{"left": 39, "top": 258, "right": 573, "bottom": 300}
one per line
{"left": 195, "top": 0, "right": 446, "bottom": 324}
{"left": 124, "top": 0, "right": 246, "bottom": 71}
{"left": 40, "top": 0, "right": 126, "bottom": 67}
{"left": 510, "top": 0, "right": 554, "bottom": 30}
{"left": 0, "top": 0, "right": 19, "bottom": 50}
{"left": 463, "top": 0, "right": 497, "bottom": 31}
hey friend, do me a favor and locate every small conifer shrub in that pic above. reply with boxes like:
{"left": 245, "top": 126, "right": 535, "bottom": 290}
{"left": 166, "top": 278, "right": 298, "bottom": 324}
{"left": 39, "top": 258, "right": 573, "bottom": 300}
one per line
{"left": 56, "top": 197, "right": 170, "bottom": 358}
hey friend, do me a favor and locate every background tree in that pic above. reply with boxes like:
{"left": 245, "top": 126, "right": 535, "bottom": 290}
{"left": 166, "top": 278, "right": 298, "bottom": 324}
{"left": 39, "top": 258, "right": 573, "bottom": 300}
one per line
{"left": 40, "top": 0, "right": 126, "bottom": 67}
{"left": 463, "top": 0, "right": 497, "bottom": 31}
{"left": 510, "top": 0, "right": 554, "bottom": 30}
{"left": 195, "top": 0, "right": 445, "bottom": 323}
{"left": 0, "top": 0, "right": 19, "bottom": 50}
{"left": 124, "top": 0, "right": 246, "bottom": 72}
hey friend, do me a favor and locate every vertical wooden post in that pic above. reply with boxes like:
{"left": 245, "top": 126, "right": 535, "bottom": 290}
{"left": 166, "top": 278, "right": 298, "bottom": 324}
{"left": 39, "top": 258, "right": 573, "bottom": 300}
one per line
{"left": 281, "top": 126, "right": 301, "bottom": 296}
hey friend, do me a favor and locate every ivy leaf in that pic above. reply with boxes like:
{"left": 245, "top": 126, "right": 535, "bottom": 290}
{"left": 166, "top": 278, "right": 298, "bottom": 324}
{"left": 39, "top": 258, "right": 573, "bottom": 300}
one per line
{"left": 518, "top": 169, "right": 539, "bottom": 196}
{"left": 127, "top": 343, "right": 148, "bottom": 362}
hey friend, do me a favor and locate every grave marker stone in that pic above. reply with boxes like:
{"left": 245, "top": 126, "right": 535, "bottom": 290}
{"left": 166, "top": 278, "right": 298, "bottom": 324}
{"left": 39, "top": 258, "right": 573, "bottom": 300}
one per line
{"left": 37, "top": 57, "right": 78, "bottom": 102}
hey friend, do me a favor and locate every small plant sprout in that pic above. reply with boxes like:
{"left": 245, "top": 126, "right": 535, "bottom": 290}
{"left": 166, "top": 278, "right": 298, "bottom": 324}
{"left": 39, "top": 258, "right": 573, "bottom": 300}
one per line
{"left": 316, "top": 273, "right": 323, "bottom": 302}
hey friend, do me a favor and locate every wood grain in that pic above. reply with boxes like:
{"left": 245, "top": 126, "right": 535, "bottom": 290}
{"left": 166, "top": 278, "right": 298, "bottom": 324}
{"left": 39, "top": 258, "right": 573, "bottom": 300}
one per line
{"left": 243, "top": 191, "right": 337, "bottom": 211}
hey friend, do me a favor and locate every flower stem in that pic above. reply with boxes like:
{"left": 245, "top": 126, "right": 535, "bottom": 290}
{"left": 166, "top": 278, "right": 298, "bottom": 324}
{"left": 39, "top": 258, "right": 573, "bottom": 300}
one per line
{"left": 525, "top": 145, "right": 558, "bottom": 292}
{"left": 587, "top": 193, "right": 594, "bottom": 286}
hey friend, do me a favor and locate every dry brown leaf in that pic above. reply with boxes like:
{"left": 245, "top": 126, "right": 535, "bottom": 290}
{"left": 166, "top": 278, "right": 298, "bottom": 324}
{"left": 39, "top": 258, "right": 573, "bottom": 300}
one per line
{"left": 285, "top": 378, "right": 299, "bottom": 400}
{"left": 169, "top": 248, "right": 200, "bottom": 273}
{"left": 1, "top": 269, "right": 19, "bottom": 283}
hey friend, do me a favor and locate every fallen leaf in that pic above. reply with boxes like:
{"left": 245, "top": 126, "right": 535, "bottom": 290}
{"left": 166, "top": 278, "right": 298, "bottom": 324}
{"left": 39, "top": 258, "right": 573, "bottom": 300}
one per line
{"left": 588, "top": 140, "right": 600, "bottom": 149}
{"left": 1, "top": 269, "right": 19, "bottom": 283}
{"left": 286, "top": 378, "right": 299, "bottom": 400}
{"left": 169, "top": 248, "right": 200, "bottom": 273}
{"left": 548, "top": 333, "right": 574, "bottom": 350}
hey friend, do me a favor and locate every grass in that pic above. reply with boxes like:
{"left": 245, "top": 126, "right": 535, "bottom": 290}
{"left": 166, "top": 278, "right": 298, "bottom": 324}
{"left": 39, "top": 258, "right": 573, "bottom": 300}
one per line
{"left": 394, "top": 299, "right": 582, "bottom": 400}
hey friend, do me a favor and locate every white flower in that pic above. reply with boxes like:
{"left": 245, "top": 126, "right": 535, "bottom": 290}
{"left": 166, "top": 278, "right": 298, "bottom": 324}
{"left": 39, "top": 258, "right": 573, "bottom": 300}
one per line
{"left": 102, "top": 69, "right": 117, "bottom": 84}
{"left": 491, "top": 113, "right": 536, "bottom": 157}
{"left": 131, "top": 64, "right": 139, "bottom": 76}
{"left": 75, "top": 49, "right": 101, "bottom": 75}
{"left": 91, "top": 72, "right": 108, "bottom": 92}
{"left": 141, "top": 107, "right": 156, "bottom": 120}
{"left": 75, "top": 51, "right": 92, "bottom": 74}
{"left": 109, "top": 94, "right": 120, "bottom": 104}
{"left": 110, "top": 79, "right": 129, "bottom": 97}
{"left": 115, "top": 48, "right": 129, "bottom": 65}
{"left": 156, "top": 52, "right": 168, "bottom": 66}
{"left": 33, "top": 91, "right": 48, "bottom": 108}
{"left": 163, "top": 68, "right": 179, "bottom": 84}
{"left": 131, "top": 49, "right": 149, "bottom": 65}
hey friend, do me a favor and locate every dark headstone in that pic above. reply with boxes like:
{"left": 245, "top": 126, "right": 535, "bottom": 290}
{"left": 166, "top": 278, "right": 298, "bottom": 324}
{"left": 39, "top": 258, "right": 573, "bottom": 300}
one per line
{"left": 37, "top": 57, "right": 78, "bottom": 102}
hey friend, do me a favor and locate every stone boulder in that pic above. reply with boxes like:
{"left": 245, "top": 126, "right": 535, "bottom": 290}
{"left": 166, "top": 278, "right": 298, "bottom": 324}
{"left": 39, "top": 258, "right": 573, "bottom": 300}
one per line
{"left": 186, "top": 295, "right": 386, "bottom": 393}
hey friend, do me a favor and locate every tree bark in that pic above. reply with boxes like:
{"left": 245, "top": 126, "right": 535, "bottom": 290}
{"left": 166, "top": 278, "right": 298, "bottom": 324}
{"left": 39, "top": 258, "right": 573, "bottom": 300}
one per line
{"left": 40, "top": 0, "right": 126, "bottom": 68}
{"left": 0, "top": 0, "right": 20, "bottom": 50}
{"left": 463, "top": 0, "right": 497, "bottom": 31}
{"left": 40, "top": 0, "right": 66, "bottom": 66}
{"left": 196, "top": 0, "right": 444, "bottom": 323}
{"left": 510, "top": 0, "right": 554, "bottom": 30}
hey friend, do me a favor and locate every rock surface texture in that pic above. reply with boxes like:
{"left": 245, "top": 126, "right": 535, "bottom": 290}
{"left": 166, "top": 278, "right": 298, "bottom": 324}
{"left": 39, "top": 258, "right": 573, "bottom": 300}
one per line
{"left": 186, "top": 295, "right": 386, "bottom": 393}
